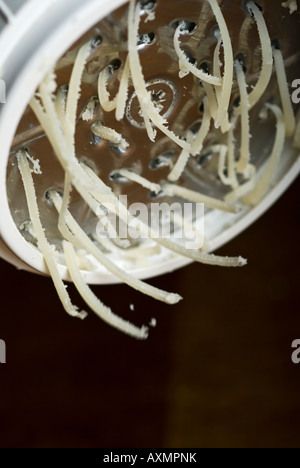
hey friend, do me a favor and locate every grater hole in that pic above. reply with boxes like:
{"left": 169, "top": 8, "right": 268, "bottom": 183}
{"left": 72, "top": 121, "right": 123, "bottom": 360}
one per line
{"left": 137, "top": 32, "right": 156, "bottom": 48}
{"left": 149, "top": 190, "right": 164, "bottom": 200}
{"left": 108, "top": 141, "right": 129, "bottom": 156}
{"left": 171, "top": 19, "right": 197, "bottom": 35}
{"left": 271, "top": 39, "right": 281, "bottom": 50}
{"left": 91, "top": 35, "right": 103, "bottom": 49}
{"left": 245, "top": 1, "right": 263, "bottom": 16}
{"left": 91, "top": 131, "right": 102, "bottom": 146}
{"left": 189, "top": 120, "right": 202, "bottom": 135}
{"left": 233, "top": 96, "right": 241, "bottom": 108}
{"left": 199, "top": 61, "right": 210, "bottom": 75}
{"left": 149, "top": 151, "right": 175, "bottom": 170}
{"left": 183, "top": 50, "right": 197, "bottom": 66}
{"left": 235, "top": 53, "right": 248, "bottom": 73}
{"left": 198, "top": 152, "right": 214, "bottom": 168}
{"left": 108, "top": 58, "right": 122, "bottom": 73}
{"left": 109, "top": 171, "right": 129, "bottom": 183}
{"left": 140, "top": 0, "right": 157, "bottom": 12}
{"left": 45, "top": 188, "right": 63, "bottom": 206}
{"left": 211, "top": 26, "right": 221, "bottom": 41}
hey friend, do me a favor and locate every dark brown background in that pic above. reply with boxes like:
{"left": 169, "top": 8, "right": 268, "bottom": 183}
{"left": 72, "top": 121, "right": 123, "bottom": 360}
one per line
{"left": 0, "top": 178, "right": 299, "bottom": 448}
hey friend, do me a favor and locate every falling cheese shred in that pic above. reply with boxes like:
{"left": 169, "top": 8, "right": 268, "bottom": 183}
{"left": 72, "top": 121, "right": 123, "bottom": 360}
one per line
{"left": 282, "top": 0, "right": 298, "bottom": 14}
{"left": 50, "top": 188, "right": 182, "bottom": 305}
{"left": 63, "top": 241, "right": 149, "bottom": 340}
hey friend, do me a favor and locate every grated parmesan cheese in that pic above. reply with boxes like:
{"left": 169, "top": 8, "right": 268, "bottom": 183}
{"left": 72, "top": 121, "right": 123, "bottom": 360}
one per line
{"left": 282, "top": 0, "right": 298, "bottom": 14}
{"left": 235, "top": 59, "right": 251, "bottom": 174}
{"left": 273, "top": 47, "right": 296, "bottom": 138}
{"left": 128, "top": 0, "right": 192, "bottom": 151}
{"left": 244, "top": 104, "right": 285, "bottom": 205}
{"left": 50, "top": 188, "right": 182, "bottom": 305}
{"left": 63, "top": 241, "right": 149, "bottom": 340}
{"left": 207, "top": 0, "right": 233, "bottom": 130}
{"left": 17, "top": 150, "right": 87, "bottom": 321}
{"left": 163, "top": 183, "right": 237, "bottom": 213}
{"left": 236, "top": 2, "right": 273, "bottom": 113}
{"left": 22, "top": 0, "right": 300, "bottom": 338}
{"left": 91, "top": 121, "right": 129, "bottom": 150}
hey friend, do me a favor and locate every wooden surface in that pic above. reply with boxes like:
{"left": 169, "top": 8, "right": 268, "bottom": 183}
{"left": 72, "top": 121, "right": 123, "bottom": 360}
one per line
{"left": 0, "top": 178, "right": 299, "bottom": 448}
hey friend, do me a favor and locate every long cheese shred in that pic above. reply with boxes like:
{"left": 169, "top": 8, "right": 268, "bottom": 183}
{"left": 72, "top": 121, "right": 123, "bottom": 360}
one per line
{"left": 50, "top": 189, "right": 182, "bottom": 305}
{"left": 215, "top": 144, "right": 231, "bottom": 186}
{"left": 118, "top": 169, "right": 162, "bottom": 194}
{"left": 207, "top": 0, "right": 233, "bottom": 130}
{"left": 23, "top": 0, "right": 300, "bottom": 338}
{"left": 74, "top": 180, "right": 131, "bottom": 249}
{"left": 168, "top": 131, "right": 194, "bottom": 182}
{"left": 168, "top": 148, "right": 190, "bottom": 182}
{"left": 115, "top": 55, "right": 131, "bottom": 121}
{"left": 17, "top": 150, "right": 87, "bottom": 321}
{"left": 98, "top": 65, "right": 118, "bottom": 112}
{"left": 235, "top": 59, "right": 251, "bottom": 174}
{"left": 273, "top": 47, "right": 296, "bottom": 137}
{"left": 225, "top": 178, "right": 256, "bottom": 204}
{"left": 173, "top": 25, "right": 222, "bottom": 87}
{"left": 191, "top": 96, "right": 211, "bottom": 154}
{"left": 202, "top": 82, "right": 218, "bottom": 123}
{"left": 83, "top": 164, "right": 246, "bottom": 267}
{"left": 213, "top": 32, "right": 230, "bottom": 133}
{"left": 64, "top": 41, "right": 91, "bottom": 147}
{"left": 55, "top": 86, "right": 67, "bottom": 124}
{"left": 227, "top": 114, "right": 239, "bottom": 190}
{"left": 244, "top": 103, "right": 285, "bottom": 205}
{"left": 163, "top": 183, "right": 237, "bottom": 213}
{"left": 236, "top": 1, "right": 273, "bottom": 113}
{"left": 91, "top": 121, "right": 129, "bottom": 150}
{"left": 128, "top": 0, "right": 192, "bottom": 152}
